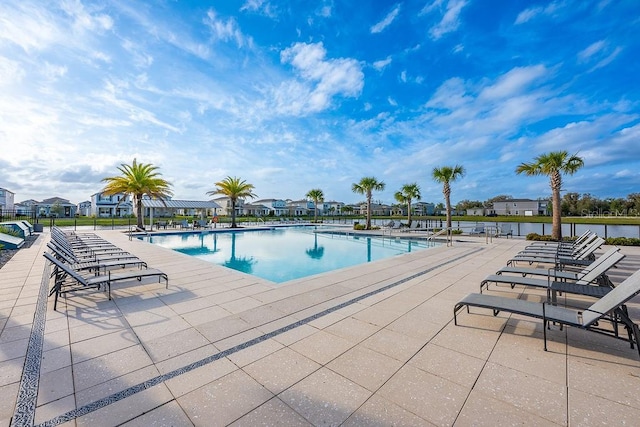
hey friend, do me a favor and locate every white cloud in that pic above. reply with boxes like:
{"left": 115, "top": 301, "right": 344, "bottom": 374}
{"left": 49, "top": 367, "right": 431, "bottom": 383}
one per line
{"left": 428, "top": 0, "right": 468, "bottom": 40}
{"left": 514, "top": 1, "right": 564, "bottom": 24}
{"left": 479, "top": 65, "right": 548, "bottom": 100}
{"left": 373, "top": 57, "right": 392, "bottom": 71}
{"left": 0, "top": 56, "right": 25, "bottom": 85}
{"left": 240, "top": 0, "right": 277, "bottom": 18}
{"left": 590, "top": 46, "right": 623, "bottom": 71}
{"left": 578, "top": 40, "right": 607, "bottom": 62}
{"left": 204, "top": 9, "right": 252, "bottom": 48}
{"left": 0, "top": 2, "right": 65, "bottom": 52}
{"left": 577, "top": 40, "right": 623, "bottom": 72}
{"left": 41, "top": 62, "right": 68, "bottom": 81}
{"left": 370, "top": 4, "right": 401, "bottom": 34}
{"left": 277, "top": 42, "right": 364, "bottom": 115}
{"left": 317, "top": 5, "right": 332, "bottom": 18}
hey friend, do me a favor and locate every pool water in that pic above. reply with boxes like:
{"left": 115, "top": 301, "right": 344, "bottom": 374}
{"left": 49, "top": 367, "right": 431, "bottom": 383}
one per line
{"left": 142, "top": 227, "right": 437, "bottom": 283}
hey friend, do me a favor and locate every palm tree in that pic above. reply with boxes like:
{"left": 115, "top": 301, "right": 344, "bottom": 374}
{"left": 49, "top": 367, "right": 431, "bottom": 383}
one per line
{"left": 352, "top": 177, "right": 385, "bottom": 229}
{"left": 394, "top": 183, "right": 421, "bottom": 226}
{"left": 306, "top": 188, "right": 324, "bottom": 223}
{"left": 102, "top": 159, "right": 173, "bottom": 229}
{"left": 207, "top": 176, "right": 257, "bottom": 228}
{"left": 432, "top": 165, "right": 466, "bottom": 229}
{"left": 516, "top": 151, "right": 584, "bottom": 240}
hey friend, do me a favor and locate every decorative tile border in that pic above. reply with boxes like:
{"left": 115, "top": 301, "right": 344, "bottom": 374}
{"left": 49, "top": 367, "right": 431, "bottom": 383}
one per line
{"left": 33, "top": 248, "right": 483, "bottom": 426}
{"left": 11, "top": 261, "right": 50, "bottom": 427}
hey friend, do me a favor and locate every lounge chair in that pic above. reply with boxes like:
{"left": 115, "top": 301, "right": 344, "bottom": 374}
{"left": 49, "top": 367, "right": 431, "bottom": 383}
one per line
{"left": 517, "top": 233, "right": 600, "bottom": 256}
{"left": 47, "top": 242, "right": 148, "bottom": 273}
{"left": 469, "top": 223, "right": 485, "bottom": 236}
{"left": 454, "top": 268, "right": 640, "bottom": 357}
{"left": 50, "top": 234, "right": 134, "bottom": 259}
{"left": 496, "top": 224, "right": 513, "bottom": 238}
{"left": 525, "top": 230, "right": 594, "bottom": 249}
{"left": 495, "top": 247, "right": 621, "bottom": 281}
{"left": 506, "top": 237, "right": 604, "bottom": 267}
{"left": 480, "top": 248, "right": 625, "bottom": 299}
{"left": 44, "top": 252, "right": 168, "bottom": 311}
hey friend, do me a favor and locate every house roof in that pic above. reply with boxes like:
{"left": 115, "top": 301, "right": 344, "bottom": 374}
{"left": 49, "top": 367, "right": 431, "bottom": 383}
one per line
{"left": 141, "top": 199, "right": 221, "bottom": 209}
{"left": 40, "top": 197, "right": 74, "bottom": 205}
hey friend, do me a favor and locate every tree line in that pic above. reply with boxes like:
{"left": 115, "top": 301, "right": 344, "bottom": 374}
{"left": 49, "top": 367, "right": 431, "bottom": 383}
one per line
{"left": 102, "top": 150, "right": 584, "bottom": 240}
{"left": 456, "top": 193, "right": 640, "bottom": 217}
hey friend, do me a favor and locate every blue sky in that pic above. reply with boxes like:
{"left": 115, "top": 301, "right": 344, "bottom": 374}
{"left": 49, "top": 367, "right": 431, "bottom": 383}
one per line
{"left": 1, "top": 0, "right": 638, "bottom": 206}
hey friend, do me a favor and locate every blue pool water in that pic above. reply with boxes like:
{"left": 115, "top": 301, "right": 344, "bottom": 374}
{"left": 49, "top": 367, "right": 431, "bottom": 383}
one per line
{"left": 141, "top": 226, "right": 437, "bottom": 283}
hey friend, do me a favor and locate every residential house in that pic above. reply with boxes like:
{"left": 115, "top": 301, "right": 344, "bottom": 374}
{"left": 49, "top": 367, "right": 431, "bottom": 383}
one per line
{"left": 16, "top": 200, "right": 38, "bottom": 216}
{"left": 466, "top": 208, "right": 485, "bottom": 216}
{"left": 77, "top": 201, "right": 92, "bottom": 217}
{"left": 36, "top": 197, "right": 77, "bottom": 217}
{"left": 491, "top": 199, "right": 550, "bottom": 216}
{"left": 254, "top": 199, "right": 288, "bottom": 217}
{"left": 414, "top": 202, "right": 435, "bottom": 216}
{"left": 242, "top": 203, "right": 271, "bottom": 217}
{"left": 359, "top": 203, "right": 392, "bottom": 216}
{"left": 212, "top": 197, "right": 246, "bottom": 217}
{"left": 90, "top": 192, "right": 133, "bottom": 217}
{"left": 287, "top": 199, "right": 312, "bottom": 217}
{"left": 0, "top": 188, "right": 15, "bottom": 213}
{"left": 323, "top": 201, "right": 344, "bottom": 216}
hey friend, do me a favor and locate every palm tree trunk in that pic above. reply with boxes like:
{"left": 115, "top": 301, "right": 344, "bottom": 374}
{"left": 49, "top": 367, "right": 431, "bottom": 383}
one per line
{"left": 443, "top": 182, "right": 452, "bottom": 229}
{"left": 366, "top": 194, "right": 372, "bottom": 229}
{"left": 231, "top": 199, "right": 237, "bottom": 228}
{"left": 552, "top": 188, "right": 562, "bottom": 240}
{"left": 314, "top": 198, "right": 318, "bottom": 223}
{"left": 407, "top": 200, "right": 412, "bottom": 225}
{"left": 445, "top": 195, "right": 452, "bottom": 229}
{"left": 136, "top": 194, "right": 143, "bottom": 228}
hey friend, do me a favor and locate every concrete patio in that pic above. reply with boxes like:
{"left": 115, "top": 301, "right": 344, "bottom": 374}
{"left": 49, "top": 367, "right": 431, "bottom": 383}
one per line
{"left": 1, "top": 228, "right": 639, "bottom": 426}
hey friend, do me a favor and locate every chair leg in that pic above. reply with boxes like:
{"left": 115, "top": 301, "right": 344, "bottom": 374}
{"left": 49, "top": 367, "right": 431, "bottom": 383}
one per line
{"left": 542, "top": 303, "right": 548, "bottom": 351}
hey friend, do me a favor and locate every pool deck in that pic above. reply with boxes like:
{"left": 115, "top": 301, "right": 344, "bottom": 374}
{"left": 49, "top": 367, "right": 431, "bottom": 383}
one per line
{"left": 1, "top": 229, "right": 639, "bottom": 426}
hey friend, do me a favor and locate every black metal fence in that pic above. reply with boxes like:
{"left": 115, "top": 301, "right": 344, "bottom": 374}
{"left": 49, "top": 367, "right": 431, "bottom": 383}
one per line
{"left": 0, "top": 209, "right": 37, "bottom": 223}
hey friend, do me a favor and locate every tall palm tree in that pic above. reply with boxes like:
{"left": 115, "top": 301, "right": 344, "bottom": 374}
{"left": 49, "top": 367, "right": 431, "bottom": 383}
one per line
{"left": 516, "top": 151, "right": 584, "bottom": 240}
{"left": 394, "top": 183, "right": 421, "bottom": 226}
{"left": 352, "top": 177, "right": 385, "bottom": 230}
{"left": 102, "top": 159, "right": 173, "bottom": 229}
{"left": 432, "top": 165, "right": 465, "bottom": 229}
{"left": 207, "top": 176, "right": 257, "bottom": 228}
{"left": 306, "top": 188, "right": 324, "bottom": 223}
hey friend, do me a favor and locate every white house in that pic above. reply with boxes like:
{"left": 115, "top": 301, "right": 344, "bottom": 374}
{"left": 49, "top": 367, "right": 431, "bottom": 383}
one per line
{"left": 491, "top": 199, "right": 550, "bottom": 216}
{"left": 212, "top": 196, "right": 246, "bottom": 217}
{"left": 254, "top": 199, "right": 288, "bottom": 216}
{"left": 0, "top": 188, "right": 15, "bottom": 213}
{"left": 90, "top": 192, "right": 133, "bottom": 217}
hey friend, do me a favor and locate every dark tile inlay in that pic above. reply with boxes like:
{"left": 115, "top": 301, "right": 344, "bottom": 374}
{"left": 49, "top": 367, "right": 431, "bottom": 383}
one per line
{"left": 11, "top": 262, "right": 50, "bottom": 427}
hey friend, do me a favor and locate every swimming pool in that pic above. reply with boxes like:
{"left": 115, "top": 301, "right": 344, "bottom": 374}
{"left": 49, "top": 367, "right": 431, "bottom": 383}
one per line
{"left": 141, "top": 226, "right": 438, "bottom": 283}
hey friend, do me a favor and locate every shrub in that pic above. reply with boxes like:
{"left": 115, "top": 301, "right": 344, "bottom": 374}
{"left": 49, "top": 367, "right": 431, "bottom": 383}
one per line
{"left": 605, "top": 237, "right": 640, "bottom": 246}
{"left": 526, "top": 233, "right": 573, "bottom": 242}
{"left": 353, "top": 224, "right": 366, "bottom": 230}
{"left": 0, "top": 226, "right": 21, "bottom": 238}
